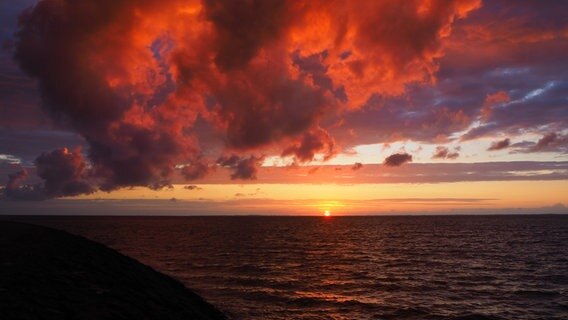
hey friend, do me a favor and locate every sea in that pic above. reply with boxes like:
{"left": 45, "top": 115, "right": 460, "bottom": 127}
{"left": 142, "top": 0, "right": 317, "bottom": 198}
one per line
{"left": 9, "top": 215, "right": 568, "bottom": 319}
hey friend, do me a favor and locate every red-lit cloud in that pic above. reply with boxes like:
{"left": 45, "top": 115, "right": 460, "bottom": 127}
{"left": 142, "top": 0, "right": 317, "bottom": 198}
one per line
{"left": 4, "top": 148, "right": 94, "bottom": 200}
{"left": 217, "top": 155, "right": 264, "bottom": 180}
{"left": 7, "top": 0, "right": 480, "bottom": 197}
{"left": 35, "top": 148, "right": 94, "bottom": 197}
{"left": 487, "top": 138, "right": 510, "bottom": 151}
{"left": 282, "top": 128, "right": 335, "bottom": 163}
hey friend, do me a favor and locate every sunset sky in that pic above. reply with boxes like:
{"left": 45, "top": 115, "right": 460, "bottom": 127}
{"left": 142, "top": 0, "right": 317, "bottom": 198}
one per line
{"left": 1, "top": 0, "right": 567, "bottom": 215}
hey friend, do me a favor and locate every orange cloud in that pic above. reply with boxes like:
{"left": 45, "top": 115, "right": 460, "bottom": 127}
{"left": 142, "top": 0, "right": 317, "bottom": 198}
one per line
{"left": 12, "top": 0, "right": 481, "bottom": 197}
{"left": 481, "top": 91, "right": 510, "bottom": 121}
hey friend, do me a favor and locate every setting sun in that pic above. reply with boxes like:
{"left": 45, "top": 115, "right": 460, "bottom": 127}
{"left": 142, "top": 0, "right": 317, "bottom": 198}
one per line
{"left": 324, "top": 210, "right": 331, "bottom": 217}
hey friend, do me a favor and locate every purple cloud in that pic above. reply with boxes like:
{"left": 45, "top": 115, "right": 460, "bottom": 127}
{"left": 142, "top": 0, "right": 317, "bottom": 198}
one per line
{"left": 384, "top": 153, "right": 413, "bottom": 167}
{"left": 487, "top": 138, "right": 511, "bottom": 151}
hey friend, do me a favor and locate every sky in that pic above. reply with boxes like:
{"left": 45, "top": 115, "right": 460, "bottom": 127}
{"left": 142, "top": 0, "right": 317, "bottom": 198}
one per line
{"left": 0, "top": 0, "right": 567, "bottom": 215}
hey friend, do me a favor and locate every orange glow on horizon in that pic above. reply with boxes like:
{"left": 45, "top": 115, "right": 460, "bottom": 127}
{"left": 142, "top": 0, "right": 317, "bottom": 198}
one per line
{"left": 69, "top": 180, "right": 568, "bottom": 215}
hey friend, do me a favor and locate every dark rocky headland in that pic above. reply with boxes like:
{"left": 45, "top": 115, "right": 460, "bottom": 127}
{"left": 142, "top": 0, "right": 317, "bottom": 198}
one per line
{"left": 0, "top": 221, "right": 227, "bottom": 320}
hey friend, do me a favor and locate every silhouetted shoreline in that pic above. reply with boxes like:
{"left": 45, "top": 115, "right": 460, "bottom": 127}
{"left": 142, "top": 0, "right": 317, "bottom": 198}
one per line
{"left": 0, "top": 221, "right": 227, "bottom": 320}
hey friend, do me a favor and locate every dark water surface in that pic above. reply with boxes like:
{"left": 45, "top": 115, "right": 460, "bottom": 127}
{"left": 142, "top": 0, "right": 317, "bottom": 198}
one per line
{"left": 9, "top": 215, "right": 568, "bottom": 319}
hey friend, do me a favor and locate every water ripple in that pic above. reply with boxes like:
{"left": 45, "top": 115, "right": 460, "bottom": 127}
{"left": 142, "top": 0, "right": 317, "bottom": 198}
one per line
{"left": 21, "top": 215, "right": 568, "bottom": 320}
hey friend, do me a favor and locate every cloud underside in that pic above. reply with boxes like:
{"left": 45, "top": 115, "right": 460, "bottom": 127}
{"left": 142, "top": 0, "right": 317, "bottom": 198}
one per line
{"left": 3, "top": 0, "right": 483, "bottom": 197}
{"left": 1, "top": 0, "right": 568, "bottom": 199}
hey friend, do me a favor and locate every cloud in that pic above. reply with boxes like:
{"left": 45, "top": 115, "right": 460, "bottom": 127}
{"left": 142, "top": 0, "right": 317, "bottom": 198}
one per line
{"left": 332, "top": 1, "right": 568, "bottom": 147}
{"left": 191, "top": 161, "right": 568, "bottom": 184}
{"left": 432, "top": 146, "right": 460, "bottom": 159}
{"left": 181, "top": 161, "right": 213, "bottom": 181}
{"left": 509, "top": 132, "right": 568, "bottom": 154}
{"left": 35, "top": 148, "right": 94, "bottom": 197}
{"left": 480, "top": 91, "right": 510, "bottom": 121}
{"left": 5, "top": 0, "right": 480, "bottom": 196}
{"left": 351, "top": 162, "right": 363, "bottom": 170}
{"left": 530, "top": 132, "right": 568, "bottom": 152}
{"left": 487, "top": 138, "right": 510, "bottom": 151}
{"left": 282, "top": 128, "right": 335, "bottom": 162}
{"left": 449, "top": 1, "right": 568, "bottom": 142}
{"left": 1, "top": 148, "right": 95, "bottom": 200}
{"left": 335, "top": 99, "right": 472, "bottom": 146}
{"left": 217, "top": 155, "right": 264, "bottom": 180}
{"left": 6, "top": 169, "right": 27, "bottom": 191}
{"left": 4, "top": 0, "right": 568, "bottom": 174}
{"left": 3, "top": 169, "right": 46, "bottom": 201}
{"left": 0, "top": 129, "right": 85, "bottom": 166}
{"left": 383, "top": 153, "right": 413, "bottom": 167}
{"left": 234, "top": 187, "right": 262, "bottom": 197}
{"left": 183, "top": 185, "right": 202, "bottom": 191}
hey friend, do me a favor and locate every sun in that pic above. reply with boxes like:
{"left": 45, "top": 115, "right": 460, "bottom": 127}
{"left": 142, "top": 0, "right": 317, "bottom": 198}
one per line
{"left": 324, "top": 210, "right": 331, "bottom": 217}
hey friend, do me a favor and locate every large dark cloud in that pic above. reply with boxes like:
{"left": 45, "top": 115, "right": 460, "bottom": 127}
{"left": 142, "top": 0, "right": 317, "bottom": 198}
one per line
{"left": 13, "top": 0, "right": 202, "bottom": 194}
{"left": 3, "top": 0, "right": 567, "bottom": 165}
{"left": 203, "top": 0, "right": 294, "bottom": 71}
{"left": 1, "top": 0, "right": 496, "bottom": 197}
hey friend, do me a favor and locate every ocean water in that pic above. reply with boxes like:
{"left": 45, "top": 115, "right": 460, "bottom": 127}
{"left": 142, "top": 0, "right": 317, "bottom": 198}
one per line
{"left": 12, "top": 215, "right": 568, "bottom": 319}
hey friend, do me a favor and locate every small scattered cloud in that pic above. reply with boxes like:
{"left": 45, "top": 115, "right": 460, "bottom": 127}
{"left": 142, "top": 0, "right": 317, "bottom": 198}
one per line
{"left": 351, "top": 162, "right": 363, "bottom": 170}
{"left": 383, "top": 153, "right": 413, "bottom": 167}
{"left": 487, "top": 138, "right": 510, "bottom": 151}
{"left": 509, "top": 133, "right": 568, "bottom": 154}
{"left": 529, "top": 132, "right": 568, "bottom": 152}
{"left": 234, "top": 188, "right": 262, "bottom": 198}
{"left": 307, "top": 166, "right": 320, "bottom": 174}
{"left": 432, "top": 146, "right": 460, "bottom": 160}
